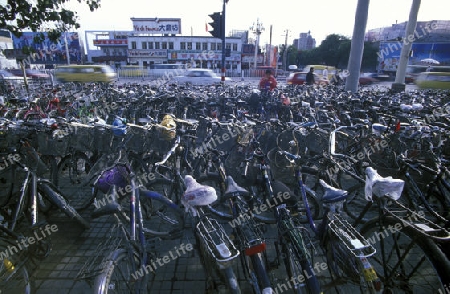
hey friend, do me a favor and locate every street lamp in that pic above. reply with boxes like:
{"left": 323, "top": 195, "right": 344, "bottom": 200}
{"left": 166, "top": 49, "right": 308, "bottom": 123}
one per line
{"left": 250, "top": 18, "right": 264, "bottom": 69}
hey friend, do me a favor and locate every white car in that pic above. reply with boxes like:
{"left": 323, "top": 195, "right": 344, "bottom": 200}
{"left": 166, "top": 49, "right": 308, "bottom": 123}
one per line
{"left": 172, "top": 69, "right": 231, "bottom": 85}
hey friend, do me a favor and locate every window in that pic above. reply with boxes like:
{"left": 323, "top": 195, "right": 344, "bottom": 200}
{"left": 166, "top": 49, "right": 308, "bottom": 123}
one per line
{"left": 142, "top": 42, "right": 147, "bottom": 49}
{"left": 217, "top": 43, "right": 222, "bottom": 50}
{"left": 162, "top": 42, "right": 167, "bottom": 49}
{"left": 225, "top": 43, "right": 231, "bottom": 50}
{"left": 155, "top": 42, "right": 160, "bottom": 49}
{"left": 196, "top": 42, "right": 201, "bottom": 50}
{"left": 187, "top": 42, "right": 192, "bottom": 50}
{"left": 148, "top": 42, "right": 153, "bottom": 49}
{"left": 131, "top": 41, "right": 137, "bottom": 49}
{"left": 202, "top": 42, "right": 208, "bottom": 51}
{"left": 168, "top": 42, "right": 174, "bottom": 49}
{"left": 211, "top": 43, "right": 216, "bottom": 50}
{"left": 233, "top": 43, "right": 237, "bottom": 51}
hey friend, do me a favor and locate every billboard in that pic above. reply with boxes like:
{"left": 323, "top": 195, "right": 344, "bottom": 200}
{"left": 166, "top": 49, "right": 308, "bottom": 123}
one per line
{"left": 378, "top": 42, "right": 450, "bottom": 72}
{"left": 11, "top": 32, "right": 82, "bottom": 64}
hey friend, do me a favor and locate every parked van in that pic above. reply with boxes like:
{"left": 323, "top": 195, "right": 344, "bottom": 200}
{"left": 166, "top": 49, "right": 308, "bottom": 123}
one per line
{"left": 54, "top": 65, "right": 117, "bottom": 83}
{"left": 302, "top": 65, "right": 336, "bottom": 80}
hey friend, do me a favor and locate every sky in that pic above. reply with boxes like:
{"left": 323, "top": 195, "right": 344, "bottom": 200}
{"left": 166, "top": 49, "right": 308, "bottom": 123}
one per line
{"left": 5, "top": 0, "right": 450, "bottom": 47}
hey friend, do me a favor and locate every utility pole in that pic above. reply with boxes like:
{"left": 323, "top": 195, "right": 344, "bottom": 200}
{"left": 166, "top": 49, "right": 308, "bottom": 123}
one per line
{"left": 250, "top": 18, "right": 264, "bottom": 70}
{"left": 220, "top": 0, "right": 227, "bottom": 83}
{"left": 283, "top": 29, "right": 289, "bottom": 71}
{"left": 268, "top": 25, "right": 272, "bottom": 66}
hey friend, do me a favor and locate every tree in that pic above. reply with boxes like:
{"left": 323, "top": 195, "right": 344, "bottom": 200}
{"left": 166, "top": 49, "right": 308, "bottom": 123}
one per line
{"left": 345, "top": 0, "right": 370, "bottom": 92}
{"left": 318, "top": 34, "right": 350, "bottom": 66}
{"left": 0, "top": 0, "right": 100, "bottom": 40}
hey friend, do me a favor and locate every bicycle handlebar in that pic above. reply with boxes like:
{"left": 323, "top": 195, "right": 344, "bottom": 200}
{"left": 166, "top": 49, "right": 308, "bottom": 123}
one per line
{"left": 154, "top": 136, "right": 181, "bottom": 168}
{"left": 330, "top": 124, "right": 366, "bottom": 157}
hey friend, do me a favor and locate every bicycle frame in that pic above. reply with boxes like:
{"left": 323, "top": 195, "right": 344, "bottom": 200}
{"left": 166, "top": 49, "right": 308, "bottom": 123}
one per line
{"left": 280, "top": 150, "right": 381, "bottom": 292}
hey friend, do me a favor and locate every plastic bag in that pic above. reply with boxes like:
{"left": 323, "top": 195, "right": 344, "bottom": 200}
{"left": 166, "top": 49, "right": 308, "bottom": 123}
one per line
{"left": 182, "top": 175, "right": 217, "bottom": 216}
{"left": 364, "top": 167, "right": 405, "bottom": 201}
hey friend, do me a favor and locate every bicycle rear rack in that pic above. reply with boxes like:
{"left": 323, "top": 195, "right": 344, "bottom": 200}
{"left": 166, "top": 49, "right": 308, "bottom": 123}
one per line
{"left": 196, "top": 217, "right": 240, "bottom": 269}
{"left": 385, "top": 199, "right": 450, "bottom": 241}
{"left": 232, "top": 211, "right": 266, "bottom": 256}
{"left": 328, "top": 215, "right": 377, "bottom": 258}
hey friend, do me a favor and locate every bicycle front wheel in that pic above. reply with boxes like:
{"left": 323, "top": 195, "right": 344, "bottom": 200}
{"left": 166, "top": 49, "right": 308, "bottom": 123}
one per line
{"left": 57, "top": 152, "right": 92, "bottom": 190}
{"left": 0, "top": 238, "right": 32, "bottom": 294}
{"left": 94, "top": 248, "right": 145, "bottom": 294}
{"left": 359, "top": 216, "right": 450, "bottom": 292}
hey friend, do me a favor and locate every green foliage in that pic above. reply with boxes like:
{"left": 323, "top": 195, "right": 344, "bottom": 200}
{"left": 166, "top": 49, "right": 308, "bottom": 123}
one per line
{"left": 294, "top": 34, "right": 378, "bottom": 72}
{"left": 0, "top": 0, "right": 100, "bottom": 41}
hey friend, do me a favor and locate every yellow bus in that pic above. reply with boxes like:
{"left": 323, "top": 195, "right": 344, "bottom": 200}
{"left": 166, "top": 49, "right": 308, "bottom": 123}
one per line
{"left": 54, "top": 65, "right": 117, "bottom": 83}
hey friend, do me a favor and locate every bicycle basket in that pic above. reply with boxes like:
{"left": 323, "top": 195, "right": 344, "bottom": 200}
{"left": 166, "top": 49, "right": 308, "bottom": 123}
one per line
{"left": 37, "top": 131, "right": 69, "bottom": 156}
{"left": 301, "top": 128, "right": 328, "bottom": 156}
{"left": 68, "top": 123, "right": 95, "bottom": 152}
{"left": 224, "top": 146, "right": 259, "bottom": 187}
{"left": 93, "top": 127, "right": 114, "bottom": 153}
{"left": 1, "top": 126, "right": 30, "bottom": 150}
{"left": 127, "top": 125, "right": 151, "bottom": 154}
{"left": 146, "top": 125, "right": 176, "bottom": 153}
{"left": 95, "top": 164, "right": 131, "bottom": 194}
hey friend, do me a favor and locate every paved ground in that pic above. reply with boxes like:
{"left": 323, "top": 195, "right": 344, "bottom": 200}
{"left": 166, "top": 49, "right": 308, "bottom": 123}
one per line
{"left": 7, "top": 170, "right": 337, "bottom": 294}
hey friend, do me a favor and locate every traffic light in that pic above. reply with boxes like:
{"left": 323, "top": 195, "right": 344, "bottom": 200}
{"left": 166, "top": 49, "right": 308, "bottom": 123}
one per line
{"left": 208, "top": 12, "right": 222, "bottom": 39}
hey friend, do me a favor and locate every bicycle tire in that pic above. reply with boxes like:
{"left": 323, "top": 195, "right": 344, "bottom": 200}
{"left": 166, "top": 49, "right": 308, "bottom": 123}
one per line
{"left": 57, "top": 151, "right": 92, "bottom": 190}
{"left": 0, "top": 238, "right": 32, "bottom": 294}
{"left": 282, "top": 243, "right": 322, "bottom": 294}
{"left": 94, "top": 248, "right": 144, "bottom": 294}
{"left": 249, "top": 253, "right": 274, "bottom": 293}
{"left": 359, "top": 215, "right": 450, "bottom": 292}
{"left": 38, "top": 182, "right": 91, "bottom": 229}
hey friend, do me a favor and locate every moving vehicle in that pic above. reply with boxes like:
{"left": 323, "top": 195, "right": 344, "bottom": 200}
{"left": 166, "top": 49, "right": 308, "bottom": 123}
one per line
{"left": 286, "top": 72, "right": 329, "bottom": 85}
{"left": 302, "top": 65, "right": 336, "bottom": 80}
{"left": 54, "top": 65, "right": 117, "bottom": 83}
{"left": 0, "top": 69, "right": 23, "bottom": 92}
{"left": 358, "top": 73, "right": 379, "bottom": 85}
{"left": 414, "top": 72, "right": 450, "bottom": 89}
{"left": 406, "top": 65, "right": 450, "bottom": 83}
{"left": 8, "top": 69, "right": 50, "bottom": 79}
{"left": 149, "top": 63, "right": 185, "bottom": 77}
{"left": 172, "top": 68, "right": 231, "bottom": 85}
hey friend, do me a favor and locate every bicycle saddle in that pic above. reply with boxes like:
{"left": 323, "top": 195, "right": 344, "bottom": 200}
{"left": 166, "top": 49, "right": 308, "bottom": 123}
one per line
{"left": 224, "top": 176, "right": 249, "bottom": 199}
{"left": 182, "top": 175, "right": 217, "bottom": 215}
{"left": 319, "top": 179, "right": 348, "bottom": 204}
{"left": 365, "top": 167, "right": 405, "bottom": 202}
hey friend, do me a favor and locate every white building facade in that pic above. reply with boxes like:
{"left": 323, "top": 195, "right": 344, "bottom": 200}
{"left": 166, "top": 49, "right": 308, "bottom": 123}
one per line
{"left": 86, "top": 18, "right": 245, "bottom": 73}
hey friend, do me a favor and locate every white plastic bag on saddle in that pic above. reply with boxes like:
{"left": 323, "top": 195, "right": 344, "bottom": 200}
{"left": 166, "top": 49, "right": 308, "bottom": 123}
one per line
{"left": 182, "top": 175, "right": 217, "bottom": 216}
{"left": 364, "top": 167, "right": 405, "bottom": 201}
